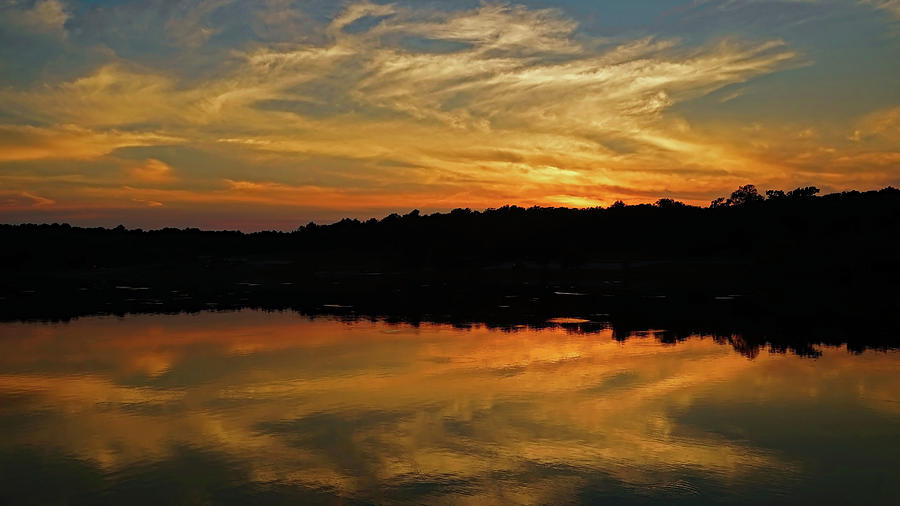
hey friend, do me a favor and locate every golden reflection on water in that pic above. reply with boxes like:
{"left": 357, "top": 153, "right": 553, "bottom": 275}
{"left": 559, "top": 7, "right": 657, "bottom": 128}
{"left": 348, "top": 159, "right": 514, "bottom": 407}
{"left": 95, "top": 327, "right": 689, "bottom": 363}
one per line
{"left": 0, "top": 310, "right": 898, "bottom": 503}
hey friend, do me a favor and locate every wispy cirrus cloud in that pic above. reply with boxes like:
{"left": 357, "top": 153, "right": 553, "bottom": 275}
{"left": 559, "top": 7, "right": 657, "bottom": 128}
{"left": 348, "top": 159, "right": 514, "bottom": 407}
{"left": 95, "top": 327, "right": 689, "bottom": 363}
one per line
{"left": 1, "top": 5, "right": 800, "bottom": 182}
{"left": 4, "top": 0, "right": 69, "bottom": 35}
{"left": 851, "top": 106, "right": 900, "bottom": 141}
{"left": 861, "top": 0, "right": 900, "bottom": 18}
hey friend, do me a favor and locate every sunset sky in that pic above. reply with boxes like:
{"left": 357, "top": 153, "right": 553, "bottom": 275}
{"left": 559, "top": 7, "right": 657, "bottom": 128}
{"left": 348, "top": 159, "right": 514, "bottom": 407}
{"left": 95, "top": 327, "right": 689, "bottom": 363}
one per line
{"left": 1, "top": 0, "right": 899, "bottom": 230}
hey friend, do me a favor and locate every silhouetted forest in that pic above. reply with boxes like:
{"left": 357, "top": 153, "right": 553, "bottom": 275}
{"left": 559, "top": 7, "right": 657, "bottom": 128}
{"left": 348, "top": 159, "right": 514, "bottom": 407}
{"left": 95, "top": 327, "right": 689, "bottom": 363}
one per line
{"left": 2, "top": 185, "right": 899, "bottom": 355}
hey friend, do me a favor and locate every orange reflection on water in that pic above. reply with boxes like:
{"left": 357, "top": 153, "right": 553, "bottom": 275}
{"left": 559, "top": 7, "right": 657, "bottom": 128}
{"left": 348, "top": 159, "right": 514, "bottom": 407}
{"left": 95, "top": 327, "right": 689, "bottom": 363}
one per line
{"left": 0, "top": 310, "right": 898, "bottom": 503}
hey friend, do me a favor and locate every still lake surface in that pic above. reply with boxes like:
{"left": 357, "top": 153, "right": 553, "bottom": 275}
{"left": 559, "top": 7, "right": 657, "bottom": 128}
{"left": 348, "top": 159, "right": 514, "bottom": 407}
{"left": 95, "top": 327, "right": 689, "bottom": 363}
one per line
{"left": 0, "top": 309, "right": 898, "bottom": 505}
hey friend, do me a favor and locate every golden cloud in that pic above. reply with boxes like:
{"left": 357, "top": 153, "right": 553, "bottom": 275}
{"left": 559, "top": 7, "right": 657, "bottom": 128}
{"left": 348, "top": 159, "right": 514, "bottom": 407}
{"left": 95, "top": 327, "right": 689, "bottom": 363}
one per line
{"left": 853, "top": 106, "right": 900, "bottom": 142}
{"left": 0, "top": 125, "right": 179, "bottom": 161}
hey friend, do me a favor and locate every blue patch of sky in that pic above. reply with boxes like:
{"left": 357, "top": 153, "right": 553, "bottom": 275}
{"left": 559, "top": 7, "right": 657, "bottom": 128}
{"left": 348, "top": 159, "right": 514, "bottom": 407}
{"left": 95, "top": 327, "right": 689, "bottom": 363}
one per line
{"left": 670, "top": 2, "right": 900, "bottom": 123}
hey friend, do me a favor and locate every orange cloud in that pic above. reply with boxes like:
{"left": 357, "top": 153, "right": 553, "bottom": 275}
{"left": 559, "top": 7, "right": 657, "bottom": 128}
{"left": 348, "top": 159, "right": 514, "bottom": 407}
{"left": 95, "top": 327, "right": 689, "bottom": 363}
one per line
{"left": 0, "top": 191, "right": 55, "bottom": 208}
{"left": 129, "top": 158, "right": 177, "bottom": 183}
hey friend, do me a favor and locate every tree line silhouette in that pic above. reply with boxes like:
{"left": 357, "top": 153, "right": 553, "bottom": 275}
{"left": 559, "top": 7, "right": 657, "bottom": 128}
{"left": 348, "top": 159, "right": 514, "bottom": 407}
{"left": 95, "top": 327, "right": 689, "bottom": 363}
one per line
{"left": 3, "top": 184, "right": 897, "bottom": 278}
{"left": 1, "top": 184, "right": 898, "bottom": 351}
{"left": 3, "top": 184, "right": 897, "bottom": 266}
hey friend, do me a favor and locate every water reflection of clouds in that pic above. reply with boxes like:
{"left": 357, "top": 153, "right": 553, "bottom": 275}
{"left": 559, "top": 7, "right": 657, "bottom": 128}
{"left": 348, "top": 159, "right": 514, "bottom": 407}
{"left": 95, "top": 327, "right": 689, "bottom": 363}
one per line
{"left": 0, "top": 310, "right": 897, "bottom": 503}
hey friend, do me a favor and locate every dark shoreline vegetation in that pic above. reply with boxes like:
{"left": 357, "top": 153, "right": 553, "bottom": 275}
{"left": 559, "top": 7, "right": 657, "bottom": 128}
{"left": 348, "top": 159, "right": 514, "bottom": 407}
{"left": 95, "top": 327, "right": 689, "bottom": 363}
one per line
{"left": 3, "top": 185, "right": 899, "bottom": 358}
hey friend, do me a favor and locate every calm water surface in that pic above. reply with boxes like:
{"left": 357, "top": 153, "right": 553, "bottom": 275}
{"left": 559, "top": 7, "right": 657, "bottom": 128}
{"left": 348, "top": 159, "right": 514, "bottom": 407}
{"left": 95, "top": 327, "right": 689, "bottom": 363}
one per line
{"left": 0, "top": 310, "right": 898, "bottom": 504}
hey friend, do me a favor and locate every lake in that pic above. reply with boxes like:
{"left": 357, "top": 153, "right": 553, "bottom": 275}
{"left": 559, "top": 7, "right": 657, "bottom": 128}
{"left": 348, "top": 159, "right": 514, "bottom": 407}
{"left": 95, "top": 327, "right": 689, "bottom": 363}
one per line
{"left": 0, "top": 309, "right": 898, "bottom": 504}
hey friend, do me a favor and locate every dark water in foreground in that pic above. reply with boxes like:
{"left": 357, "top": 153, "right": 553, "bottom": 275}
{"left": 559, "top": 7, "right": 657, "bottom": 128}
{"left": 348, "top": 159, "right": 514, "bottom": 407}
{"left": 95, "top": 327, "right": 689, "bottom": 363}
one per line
{"left": 0, "top": 310, "right": 898, "bottom": 505}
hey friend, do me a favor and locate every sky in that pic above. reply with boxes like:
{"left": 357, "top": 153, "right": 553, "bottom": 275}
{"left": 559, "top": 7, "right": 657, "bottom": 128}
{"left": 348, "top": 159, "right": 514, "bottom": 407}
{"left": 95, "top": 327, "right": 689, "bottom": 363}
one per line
{"left": 0, "top": 0, "right": 898, "bottom": 230}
